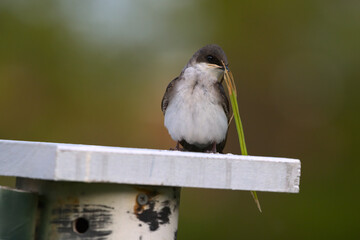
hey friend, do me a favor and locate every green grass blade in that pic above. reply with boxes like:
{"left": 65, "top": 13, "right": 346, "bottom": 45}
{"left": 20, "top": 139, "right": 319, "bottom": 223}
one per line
{"left": 229, "top": 89, "right": 262, "bottom": 213}
{"left": 251, "top": 191, "right": 262, "bottom": 213}
{"left": 222, "top": 61, "right": 262, "bottom": 212}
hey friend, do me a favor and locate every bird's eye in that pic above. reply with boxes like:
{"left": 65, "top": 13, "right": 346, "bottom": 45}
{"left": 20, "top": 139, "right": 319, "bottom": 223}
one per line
{"left": 207, "top": 55, "right": 214, "bottom": 63}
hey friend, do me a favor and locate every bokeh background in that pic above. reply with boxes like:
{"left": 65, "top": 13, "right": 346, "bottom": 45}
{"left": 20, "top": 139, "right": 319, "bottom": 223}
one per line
{"left": 1, "top": 0, "right": 359, "bottom": 239}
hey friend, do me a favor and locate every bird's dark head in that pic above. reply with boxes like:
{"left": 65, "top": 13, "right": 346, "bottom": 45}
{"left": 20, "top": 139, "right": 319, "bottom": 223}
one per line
{"left": 188, "top": 44, "right": 229, "bottom": 71}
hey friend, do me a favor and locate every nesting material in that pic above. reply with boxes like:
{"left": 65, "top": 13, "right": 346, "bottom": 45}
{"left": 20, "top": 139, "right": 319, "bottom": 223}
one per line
{"left": 222, "top": 61, "right": 262, "bottom": 213}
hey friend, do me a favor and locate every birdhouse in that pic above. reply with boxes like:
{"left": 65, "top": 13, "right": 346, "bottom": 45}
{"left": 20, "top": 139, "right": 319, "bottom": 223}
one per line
{"left": 0, "top": 140, "right": 300, "bottom": 239}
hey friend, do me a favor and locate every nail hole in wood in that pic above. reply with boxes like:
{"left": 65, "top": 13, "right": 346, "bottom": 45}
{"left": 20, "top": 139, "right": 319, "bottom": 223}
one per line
{"left": 73, "top": 217, "right": 89, "bottom": 234}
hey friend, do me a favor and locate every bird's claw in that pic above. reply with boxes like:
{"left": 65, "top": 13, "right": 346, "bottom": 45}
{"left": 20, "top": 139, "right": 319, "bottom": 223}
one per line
{"left": 170, "top": 142, "right": 184, "bottom": 151}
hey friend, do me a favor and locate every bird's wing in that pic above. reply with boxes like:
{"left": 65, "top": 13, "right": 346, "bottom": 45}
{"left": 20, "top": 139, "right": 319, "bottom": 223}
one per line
{"left": 217, "top": 82, "right": 231, "bottom": 122}
{"left": 161, "top": 77, "right": 179, "bottom": 114}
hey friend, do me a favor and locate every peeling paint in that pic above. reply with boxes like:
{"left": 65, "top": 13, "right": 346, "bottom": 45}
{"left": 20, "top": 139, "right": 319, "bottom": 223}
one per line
{"left": 134, "top": 191, "right": 173, "bottom": 231}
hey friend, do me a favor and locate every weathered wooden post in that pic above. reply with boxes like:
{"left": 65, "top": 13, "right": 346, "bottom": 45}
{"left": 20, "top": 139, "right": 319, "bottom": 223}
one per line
{"left": 0, "top": 139, "right": 301, "bottom": 240}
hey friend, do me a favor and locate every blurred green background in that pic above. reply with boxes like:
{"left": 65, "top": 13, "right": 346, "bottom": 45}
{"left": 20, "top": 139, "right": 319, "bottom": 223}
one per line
{"left": 1, "top": 0, "right": 359, "bottom": 239}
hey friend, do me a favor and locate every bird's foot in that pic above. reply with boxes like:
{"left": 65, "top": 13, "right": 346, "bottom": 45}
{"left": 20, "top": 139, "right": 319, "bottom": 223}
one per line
{"left": 205, "top": 142, "right": 218, "bottom": 153}
{"left": 170, "top": 142, "right": 184, "bottom": 151}
{"left": 170, "top": 147, "right": 185, "bottom": 151}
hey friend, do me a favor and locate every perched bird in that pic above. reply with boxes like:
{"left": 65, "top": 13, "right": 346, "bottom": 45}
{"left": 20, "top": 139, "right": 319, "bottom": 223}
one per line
{"left": 161, "top": 44, "right": 230, "bottom": 153}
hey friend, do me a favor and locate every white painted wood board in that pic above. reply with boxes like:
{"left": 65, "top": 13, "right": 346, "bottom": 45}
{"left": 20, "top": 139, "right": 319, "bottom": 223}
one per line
{"left": 0, "top": 140, "right": 300, "bottom": 193}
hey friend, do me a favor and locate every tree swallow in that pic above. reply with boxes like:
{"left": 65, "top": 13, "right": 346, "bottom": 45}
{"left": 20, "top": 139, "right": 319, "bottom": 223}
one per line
{"left": 161, "top": 44, "right": 230, "bottom": 153}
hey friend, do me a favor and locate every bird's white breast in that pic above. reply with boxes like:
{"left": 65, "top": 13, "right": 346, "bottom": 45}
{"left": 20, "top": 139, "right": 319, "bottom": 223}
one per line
{"left": 164, "top": 63, "right": 228, "bottom": 145}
